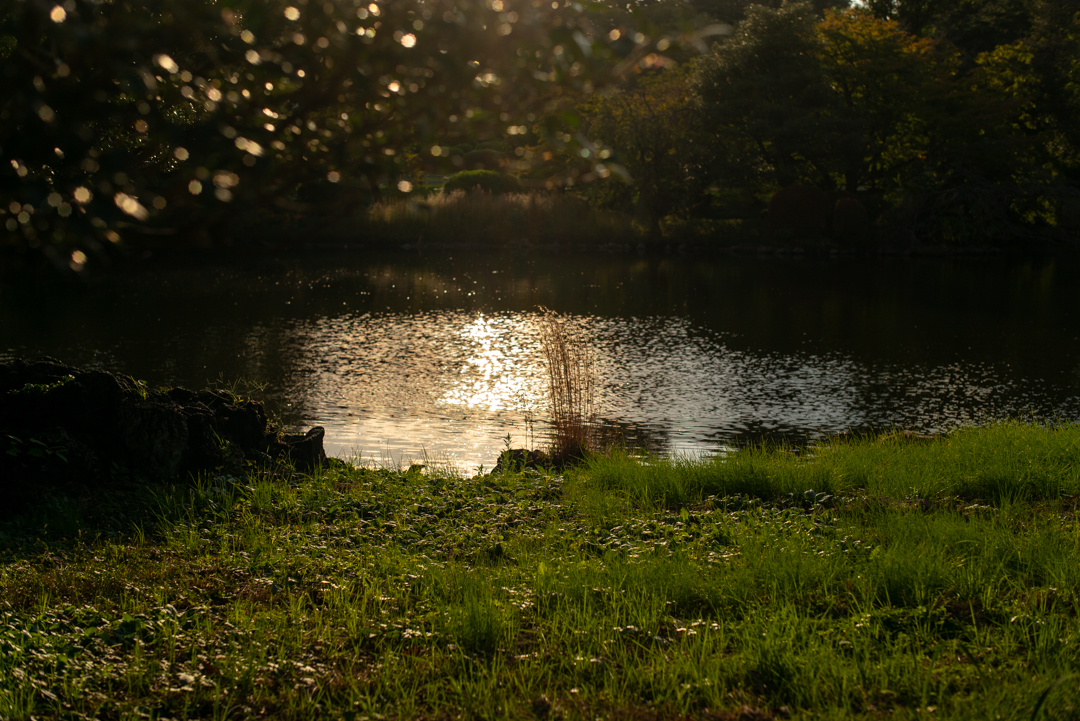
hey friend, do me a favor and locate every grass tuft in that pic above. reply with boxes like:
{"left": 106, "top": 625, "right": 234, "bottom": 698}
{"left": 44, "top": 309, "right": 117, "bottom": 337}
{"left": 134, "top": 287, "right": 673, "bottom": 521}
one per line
{"left": 540, "top": 310, "right": 598, "bottom": 465}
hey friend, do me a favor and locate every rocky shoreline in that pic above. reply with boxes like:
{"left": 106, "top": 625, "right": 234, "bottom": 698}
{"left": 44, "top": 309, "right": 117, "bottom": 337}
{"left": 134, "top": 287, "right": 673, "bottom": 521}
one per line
{"left": 0, "top": 358, "right": 331, "bottom": 516}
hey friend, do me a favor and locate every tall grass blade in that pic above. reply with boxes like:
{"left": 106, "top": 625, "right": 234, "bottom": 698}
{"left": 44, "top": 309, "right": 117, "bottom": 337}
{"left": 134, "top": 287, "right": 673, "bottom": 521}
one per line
{"left": 1030, "top": 673, "right": 1079, "bottom": 721}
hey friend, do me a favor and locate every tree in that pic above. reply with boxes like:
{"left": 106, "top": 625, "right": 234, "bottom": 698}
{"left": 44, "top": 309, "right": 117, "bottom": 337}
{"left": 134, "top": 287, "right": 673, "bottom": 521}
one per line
{"left": 690, "top": 0, "right": 848, "bottom": 25}
{"left": 814, "top": 8, "right": 959, "bottom": 193}
{"left": 694, "top": 2, "right": 1069, "bottom": 244}
{"left": 1025, "top": 0, "right": 1080, "bottom": 178}
{"left": 0, "top": 0, "right": 630, "bottom": 268}
{"left": 578, "top": 64, "right": 709, "bottom": 235}
{"left": 694, "top": 2, "right": 857, "bottom": 191}
{"left": 863, "top": 0, "right": 1034, "bottom": 54}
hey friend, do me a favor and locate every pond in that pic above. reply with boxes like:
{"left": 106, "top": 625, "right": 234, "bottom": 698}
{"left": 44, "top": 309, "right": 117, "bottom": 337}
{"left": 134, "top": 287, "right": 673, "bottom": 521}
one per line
{"left": 3, "top": 249, "right": 1079, "bottom": 472}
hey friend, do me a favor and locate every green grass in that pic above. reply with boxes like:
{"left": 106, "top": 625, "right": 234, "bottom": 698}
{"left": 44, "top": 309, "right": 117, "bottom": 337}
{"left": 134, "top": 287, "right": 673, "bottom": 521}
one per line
{"left": 1, "top": 422, "right": 1079, "bottom": 720}
{"left": 583, "top": 422, "right": 1080, "bottom": 506}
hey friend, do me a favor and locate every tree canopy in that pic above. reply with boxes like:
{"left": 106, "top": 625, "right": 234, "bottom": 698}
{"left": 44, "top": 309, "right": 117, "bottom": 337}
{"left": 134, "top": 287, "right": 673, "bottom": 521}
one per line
{"left": 2, "top": 0, "right": 1077, "bottom": 263}
{"left": 1, "top": 0, "right": 634, "bottom": 267}
{"left": 693, "top": 1, "right": 1078, "bottom": 243}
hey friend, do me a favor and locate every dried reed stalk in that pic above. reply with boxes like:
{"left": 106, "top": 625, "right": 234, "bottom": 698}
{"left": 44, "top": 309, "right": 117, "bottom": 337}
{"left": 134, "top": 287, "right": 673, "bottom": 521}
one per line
{"left": 539, "top": 310, "right": 596, "bottom": 462}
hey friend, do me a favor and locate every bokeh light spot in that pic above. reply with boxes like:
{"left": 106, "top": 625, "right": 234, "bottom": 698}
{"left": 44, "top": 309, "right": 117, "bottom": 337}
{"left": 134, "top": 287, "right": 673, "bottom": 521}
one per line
{"left": 154, "top": 54, "right": 179, "bottom": 73}
{"left": 113, "top": 193, "right": 149, "bottom": 220}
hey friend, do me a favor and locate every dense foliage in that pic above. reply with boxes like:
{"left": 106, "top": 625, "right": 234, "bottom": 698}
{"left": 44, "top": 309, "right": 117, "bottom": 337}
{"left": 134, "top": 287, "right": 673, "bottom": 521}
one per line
{"left": 2, "top": 0, "right": 1078, "bottom": 266}
{"left": 578, "top": 0, "right": 1077, "bottom": 245}
{"left": 0, "top": 0, "right": 630, "bottom": 267}
{"left": 578, "top": 64, "right": 710, "bottom": 236}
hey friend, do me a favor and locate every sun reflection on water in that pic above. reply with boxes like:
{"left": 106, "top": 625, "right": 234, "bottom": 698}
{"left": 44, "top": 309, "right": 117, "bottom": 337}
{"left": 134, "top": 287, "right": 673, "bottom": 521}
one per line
{"left": 264, "top": 305, "right": 1080, "bottom": 475}
{"left": 439, "top": 313, "right": 546, "bottom": 413}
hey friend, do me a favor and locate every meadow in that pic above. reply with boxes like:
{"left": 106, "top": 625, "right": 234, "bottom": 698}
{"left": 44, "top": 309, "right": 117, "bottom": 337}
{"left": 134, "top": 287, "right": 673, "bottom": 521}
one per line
{"left": 1, "top": 421, "right": 1079, "bottom": 720}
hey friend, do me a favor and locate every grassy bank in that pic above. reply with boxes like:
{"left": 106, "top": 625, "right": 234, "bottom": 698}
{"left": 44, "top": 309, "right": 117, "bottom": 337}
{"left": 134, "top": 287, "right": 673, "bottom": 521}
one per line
{"left": 2, "top": 422, "right": 1079, "bottom": 720}
{"left": 340, "top": 191, "right": 647, "bottom": 248}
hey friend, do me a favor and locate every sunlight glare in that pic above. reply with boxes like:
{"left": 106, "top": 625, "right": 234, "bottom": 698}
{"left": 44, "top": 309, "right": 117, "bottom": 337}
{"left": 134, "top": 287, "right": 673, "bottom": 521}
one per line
{"left": 440, "top": 315, "right": 546, "bottom": 413}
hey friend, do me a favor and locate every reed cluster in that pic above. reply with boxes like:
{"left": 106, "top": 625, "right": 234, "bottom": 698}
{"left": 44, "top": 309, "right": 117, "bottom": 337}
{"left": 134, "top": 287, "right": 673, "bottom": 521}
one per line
{"left": 539, "top": 311, "right": 597, "bottom": 463}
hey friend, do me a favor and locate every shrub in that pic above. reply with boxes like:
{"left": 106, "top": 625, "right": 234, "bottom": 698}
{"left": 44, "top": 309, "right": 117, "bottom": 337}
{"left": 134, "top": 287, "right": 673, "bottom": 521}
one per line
{"left": 474, "top": 140, "right": 509, "bottom": 152}
{"left": 442, "top": 170, "right": 522, "bottom": 195}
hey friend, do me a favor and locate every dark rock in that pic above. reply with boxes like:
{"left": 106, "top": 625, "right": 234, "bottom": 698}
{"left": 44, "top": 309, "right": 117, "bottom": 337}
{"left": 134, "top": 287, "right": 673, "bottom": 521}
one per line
{"left": 0, "top": 358, "right": 328, "bottom": 516}
{"left": 217, "top": 400, "right": 269, "bottom": 452}
{"left": 165, "top": 387, "right": 200, "bottom": 405}
{"left": 116, "top": 399, "right": 190, "bottom": 479}
{"left": 279, "top": 426, "right": 328, "bottom": 473}
{"left": 181, "top": 405, "right": 231, "bottom": 474}
{"left": 493, "top": 448, "right": 551, "bottom": 474}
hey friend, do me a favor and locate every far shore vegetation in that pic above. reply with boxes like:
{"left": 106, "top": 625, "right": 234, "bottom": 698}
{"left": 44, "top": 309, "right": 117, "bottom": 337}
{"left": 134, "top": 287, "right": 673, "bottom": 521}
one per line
{"left": 2, "top": 420, "right": 1079, "bottom": 719}
{"left": 359, "top": 190, "right": 648, "bottom": 250}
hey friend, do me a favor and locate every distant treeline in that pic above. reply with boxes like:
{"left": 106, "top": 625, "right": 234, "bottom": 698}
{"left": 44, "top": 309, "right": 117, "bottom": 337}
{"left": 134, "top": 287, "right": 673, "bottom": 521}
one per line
{"left": 1, "top": 0, "right": 1077, "bottom": 270}
{"left": 573, "top": 0, "right": 1080, "bottom": 247}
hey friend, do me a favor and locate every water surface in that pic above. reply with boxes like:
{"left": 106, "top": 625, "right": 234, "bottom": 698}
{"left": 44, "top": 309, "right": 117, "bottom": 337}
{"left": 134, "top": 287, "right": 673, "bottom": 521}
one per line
{"left": 3, "top": 250, "right": 1078, "bottom": 471}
